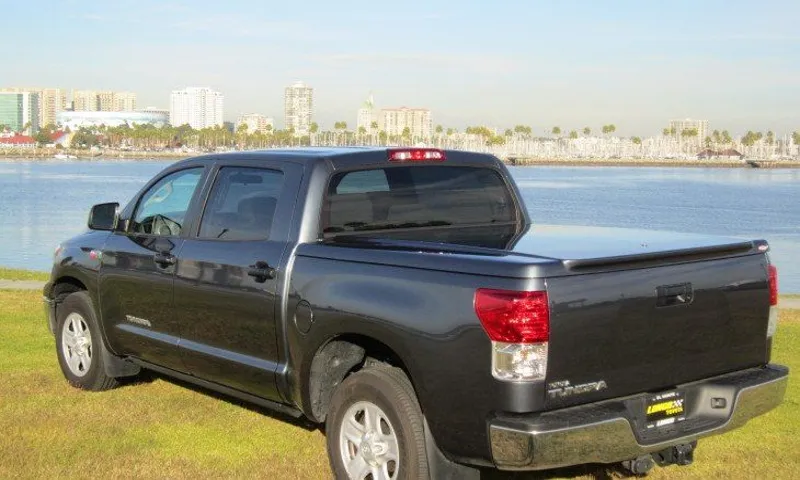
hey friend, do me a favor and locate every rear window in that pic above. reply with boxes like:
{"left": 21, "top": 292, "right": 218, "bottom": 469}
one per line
{"left": 323, "top": 166, "right": 516, "bottom": 237}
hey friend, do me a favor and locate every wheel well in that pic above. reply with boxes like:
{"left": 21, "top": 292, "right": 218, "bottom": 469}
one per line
{"left": 48, "top": 277, "right": 88, "bottom": 333}
{"left": 52, "top": 276, "right": 87, "bottom": 301}
{"left": 307, "top": 334, "right": 415, "bottom": 422}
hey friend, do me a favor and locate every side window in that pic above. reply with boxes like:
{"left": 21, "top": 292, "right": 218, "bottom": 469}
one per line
{"left": 131, "top": 168, "right": 203, "bottom": 236}
{"left": 198, "top": 167, "right": 284, "bottom": 241}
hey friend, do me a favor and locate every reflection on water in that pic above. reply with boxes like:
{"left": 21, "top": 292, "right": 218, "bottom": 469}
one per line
{"left": 1, "top": 159, "right": 798, "bottom": 292}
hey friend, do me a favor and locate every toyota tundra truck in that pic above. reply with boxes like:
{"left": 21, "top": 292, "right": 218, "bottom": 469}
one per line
{"left": 43, "top": 147, "right": 788, "bottom": 479}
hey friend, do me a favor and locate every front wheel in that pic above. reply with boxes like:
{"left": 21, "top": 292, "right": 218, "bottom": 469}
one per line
{"left": 55, "top": 291, "right": 118, "bottom": 391}
{"left": 326, "top": 365, "right": 428, "bottom": 480}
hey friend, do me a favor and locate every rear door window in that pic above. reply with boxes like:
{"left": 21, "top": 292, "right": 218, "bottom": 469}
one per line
{"left": 198, "top": 167, "right": 284, "bottom": 241}
{"left": 323, "top": 166, "right": 516, "bottom": 236}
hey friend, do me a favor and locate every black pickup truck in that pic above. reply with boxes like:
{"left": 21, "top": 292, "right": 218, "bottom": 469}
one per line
{"left": 44, "top": 147, "right": 787, "bottom": 478}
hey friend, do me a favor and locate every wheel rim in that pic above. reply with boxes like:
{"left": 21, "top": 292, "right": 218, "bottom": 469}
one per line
{"left": 339, "top": 401, "right": 400, "bottom": 480}
{"left": 61, "top": 312, "right": 92, "bottom": 377}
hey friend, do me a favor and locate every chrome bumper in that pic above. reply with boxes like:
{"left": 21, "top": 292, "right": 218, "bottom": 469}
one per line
{"left": 489, "top": 365, "right": 789, "bottom": 471}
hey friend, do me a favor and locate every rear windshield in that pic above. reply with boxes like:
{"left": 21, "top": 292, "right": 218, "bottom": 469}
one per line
{"left": 322, "top": 166, "right": 517, "bottom": 237}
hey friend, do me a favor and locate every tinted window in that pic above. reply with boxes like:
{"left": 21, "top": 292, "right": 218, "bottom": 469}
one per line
{"left": 131, "top": 168, "right": 203, "bottom": 236}
{"left": 198, "top": 167, "right": 284, "bottom": 240}
{"left": 323, "top": 166, "right": 516, "bottom": 236}
{"left": 335, "top": 169, "right": 389, "bottom": 193}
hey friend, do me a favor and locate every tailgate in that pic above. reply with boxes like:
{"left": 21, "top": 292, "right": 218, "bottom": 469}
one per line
{"left": 544, "top": 253, "right": 771, "bottom": 410}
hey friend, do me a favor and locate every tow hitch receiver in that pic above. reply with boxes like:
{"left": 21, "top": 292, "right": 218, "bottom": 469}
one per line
{"left": 654, "top": 441, "right": 696, "bottom": 467}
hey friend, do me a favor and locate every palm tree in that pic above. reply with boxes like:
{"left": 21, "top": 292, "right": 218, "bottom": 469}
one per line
{"left": 569, "top": 130, "right": 578, "bottom": 140}
{"left": 551, "top": 126, "right": 561, "bottom": 137}
{"left": 235, "top": 123, "right": 249, "bottom": 149}
{"left": 583, "top": 127, "right": 591, "bottom": 136}
{"left": 401, "top": 127, "right": 412, "bottom": 143}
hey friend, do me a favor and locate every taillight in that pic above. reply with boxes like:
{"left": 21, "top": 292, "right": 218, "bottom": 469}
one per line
{"left": 387, "top": 148, "right": 446, "bottom": 162}
{"left": 475, "top": 289, "right": 550, "bottom": 382}
{"left": 768, "top": 265, "right": 778, "bottom": 306}
{"left": 767, "top": 264, "right": 779, "bottom": 338}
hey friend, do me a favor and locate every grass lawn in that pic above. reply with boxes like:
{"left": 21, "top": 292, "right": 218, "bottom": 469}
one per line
{"left": 0, "top": 290, "right": 797, "bottom": 479}
{"left": 0, "top": 268, "right": 49, "bottom": 282}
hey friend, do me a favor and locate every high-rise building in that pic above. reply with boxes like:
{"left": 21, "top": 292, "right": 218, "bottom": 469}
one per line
{"left": 284, "top": 81, "right": 313, "bottom": 136}
{"left": 379, "top": 107, "right": 432, "bottom": 139}
{"left": 72, "top": 90, "right": 99, "bottom": 111}
{"left": 169, "top": 87, "right": 224, "bottom": 129}
{"left": 356, "top": 94, "right": 376, "bottom": 134}
{"left": 236, "top": 113, "right": 274, "bottom": 134}
{"left": 73, "top": 90, "right": 136, "bottom": 112}
{"left": 113, "top": 92, "right": 137, "bottom": 112}
{"left": 0, "top": 92, "right": 40, "bottom": 134}
{"left": 668, "top": 118, "right": 709, "bottom": 143}
{"left": 39, "top": 88, "right": 67, "bottom": 127}
{"left": 0, "top": 87, "right": 65, "bottom": 128}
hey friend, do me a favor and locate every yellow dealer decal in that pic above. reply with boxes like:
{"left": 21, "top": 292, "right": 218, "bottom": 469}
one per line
{"left": 647, "top": 399, "right": 684, "bottom": 416}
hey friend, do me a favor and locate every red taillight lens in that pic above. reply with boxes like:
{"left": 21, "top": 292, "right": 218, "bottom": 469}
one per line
{"left": 474, "top": 289, "right": 550, "bottom": 343}
{"left": 768, "top": 265, "right": 778, "bottom": 306}
{"left": 387, "top": 148, "right": 446, "bottom": 162}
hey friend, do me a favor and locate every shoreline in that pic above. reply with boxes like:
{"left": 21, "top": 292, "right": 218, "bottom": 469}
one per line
{"left": 1, "top": 151, "right": 799, "bottom": 169}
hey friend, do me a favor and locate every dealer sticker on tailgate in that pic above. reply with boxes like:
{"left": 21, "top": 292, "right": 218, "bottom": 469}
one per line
{"left": 645, "top": 391, "right": 686, "bottom": 429}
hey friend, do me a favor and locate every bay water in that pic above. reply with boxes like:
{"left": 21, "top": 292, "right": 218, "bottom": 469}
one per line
{"left": 1, "top": 159, "right": 798, "bottom": 292}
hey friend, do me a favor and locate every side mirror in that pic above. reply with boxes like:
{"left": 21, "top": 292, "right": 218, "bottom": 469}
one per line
{"left": 88, "top": 202, "right": 119, "bottom": 231}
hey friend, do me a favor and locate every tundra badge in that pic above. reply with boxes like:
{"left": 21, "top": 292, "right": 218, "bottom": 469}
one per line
{"left": 547, "top": 379, "right": 608, "bottom": 399}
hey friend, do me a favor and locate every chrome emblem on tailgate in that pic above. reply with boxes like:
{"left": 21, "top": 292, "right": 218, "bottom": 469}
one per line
{"left": 547, "top": 379, "right": 608, "bottom": 399}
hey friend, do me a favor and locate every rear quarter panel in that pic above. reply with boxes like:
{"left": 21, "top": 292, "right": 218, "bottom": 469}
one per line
{"left": 285, "top": 253, "right": 545, "bottom": 465}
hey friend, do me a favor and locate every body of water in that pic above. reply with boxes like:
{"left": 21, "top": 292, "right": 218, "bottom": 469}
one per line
{"left": 1, "top": 159, "right": 798, "bottom": 291}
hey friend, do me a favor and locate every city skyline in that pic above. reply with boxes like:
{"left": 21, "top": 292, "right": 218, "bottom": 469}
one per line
{"left": 4, "top": 0, "right": 798, "bottom": 136}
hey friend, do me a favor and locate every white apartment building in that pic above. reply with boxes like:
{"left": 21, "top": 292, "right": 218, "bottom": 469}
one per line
{"left": 170, "top": 87, "right": 224, "bottom": 129}
{"left": 236, "top": 113, "right": 274, "bottom": 134}
{"left": 669, "top": 118, "right": 709, "bottom": 142}
{"left": 284, "top": 81, "right": 313, "bottom": 136}
{"left": 356, "top": 94, "right": 376, "bottom": 134}
{"left": 379, "top": 107, "right": 432, "bottom": 138}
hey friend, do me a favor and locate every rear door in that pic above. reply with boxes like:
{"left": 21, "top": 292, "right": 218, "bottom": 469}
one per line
{"left": 99, "top": 167, "right": 206, "bottom": 371}
{"left": 173, "top": 161, "right": 303, "bottom": 401}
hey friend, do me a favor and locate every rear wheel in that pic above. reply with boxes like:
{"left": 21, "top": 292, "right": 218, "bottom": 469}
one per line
{"left": 326, "top": 365, "right": 428, "bottom": 479}
{"left": 55, "top": 291, "right": 118, "bottom": 391}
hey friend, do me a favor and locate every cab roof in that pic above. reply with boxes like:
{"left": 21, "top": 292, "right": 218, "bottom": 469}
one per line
{"left": 171, "top": 147, "right": 502, "bottom": 171}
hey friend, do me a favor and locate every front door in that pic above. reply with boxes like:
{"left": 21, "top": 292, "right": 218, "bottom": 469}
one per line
{"left": 174, "top": 163, "right": 302, "bottom": 401}
{"left": 99, "top": 167, "right": 205, "bottom": 371}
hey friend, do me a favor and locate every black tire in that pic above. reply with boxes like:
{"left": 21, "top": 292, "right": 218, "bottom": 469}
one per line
{"left": 326, "top": 364, "right": 428, "bottom": 480}
{"left": 55, "top": 291, "right": 118, "bottom": 391}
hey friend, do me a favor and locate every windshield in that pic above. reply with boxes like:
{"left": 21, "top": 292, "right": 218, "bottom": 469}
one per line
{"left": 322, "top": 166, "right": 518, "bottom": 238}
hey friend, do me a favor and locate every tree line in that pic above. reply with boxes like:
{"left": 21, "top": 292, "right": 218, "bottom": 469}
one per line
{"left": 9, "top": 121, "right": 800, "bottom": 151}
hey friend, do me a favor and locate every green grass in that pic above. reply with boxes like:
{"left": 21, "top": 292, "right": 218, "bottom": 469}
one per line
{"left": 0, "top": 290, "right": 797, "bottom": 479}
{"left": 0, "top": 268, "right": 49, "bottom": 282}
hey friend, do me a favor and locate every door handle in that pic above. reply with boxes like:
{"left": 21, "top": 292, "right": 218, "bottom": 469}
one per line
{"left": 656, "top": 282, "right": 693, "bottom": 307}
{"left": 154, "top": 252, "right": 176, "bottom": 267}
{"left": 248, "top": 261, "right": 275, "bottom": 283}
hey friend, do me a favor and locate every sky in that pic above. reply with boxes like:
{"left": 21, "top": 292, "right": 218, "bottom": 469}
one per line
{"left": 2, "top": 0, "right": 799, "bottom": 136}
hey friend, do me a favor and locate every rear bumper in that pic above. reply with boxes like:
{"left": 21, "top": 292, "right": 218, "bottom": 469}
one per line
{"left": 489, "top": 364, "right": 788, "bottom": 471}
